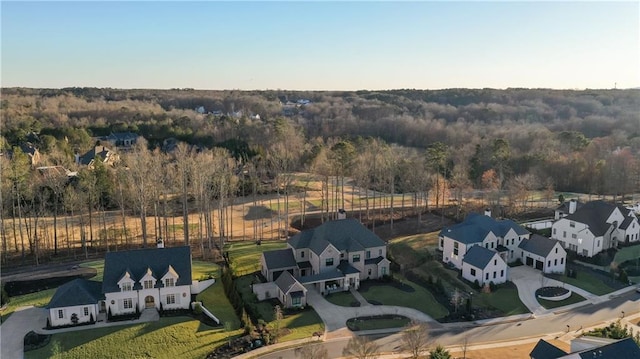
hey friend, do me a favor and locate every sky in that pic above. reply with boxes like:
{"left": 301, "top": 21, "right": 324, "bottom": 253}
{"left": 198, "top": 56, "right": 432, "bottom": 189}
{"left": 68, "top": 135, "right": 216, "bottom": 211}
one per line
{"left": 1, "top": 1, "right": 639, "bottom": 90}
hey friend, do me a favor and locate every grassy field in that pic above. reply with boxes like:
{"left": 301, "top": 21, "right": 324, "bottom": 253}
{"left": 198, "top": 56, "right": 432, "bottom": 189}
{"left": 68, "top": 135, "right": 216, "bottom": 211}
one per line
{"left": 548, "top": 271, "right": 616, "bottom": 296}
{"left": 325, "top": 291, "right": 359, "bottom": 307}
{"left": 537, "top": 293, "right": 586, "bottom": 309}
{"left": 346, "top": 315, "right": 410, "bottom": 331}
{"left": 0, "top": 288, "right": 56, "bottom": 323}
{"left": 25, "top": 316, "right": 238, "bottom": 359}
{"left": 225, "top": 240, "right": 287, "bottom": 275}
{"left": 473, "top": 283, "right": 529, "bottom": 316}
{"left": 359, "top": 276, "right": 449, "bottom": 319}
{"left": 611, "top": 245, "right": 640, "bottom": 267}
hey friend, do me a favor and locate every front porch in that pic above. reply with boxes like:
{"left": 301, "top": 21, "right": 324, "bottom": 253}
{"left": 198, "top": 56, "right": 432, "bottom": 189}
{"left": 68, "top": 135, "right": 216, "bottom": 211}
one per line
{"left": 299, "top": 269, "right": 359, "bottom": 295}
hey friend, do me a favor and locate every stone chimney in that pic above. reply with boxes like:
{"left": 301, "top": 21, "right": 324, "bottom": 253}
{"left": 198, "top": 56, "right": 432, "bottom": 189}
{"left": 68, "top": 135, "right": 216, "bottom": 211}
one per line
{"left": 156, "top": 237, "right": 164, "bottom": 249}
{"left": 569, "top": 200, "right": 577, "bottom": 214}
{"left": 484, "top": 208, "right": 492, "bottom": 217}
{"left": 337, "top": 209, "right": 346, "bottom": 220}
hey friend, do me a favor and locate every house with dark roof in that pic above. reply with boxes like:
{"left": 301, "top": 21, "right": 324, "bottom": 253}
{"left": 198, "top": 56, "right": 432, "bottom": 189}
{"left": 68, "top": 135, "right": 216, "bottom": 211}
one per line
{"left": 274, "top": 271, "right": 307, "bottom": 308}
{"left": 461, "top": 245, "right": 508, "bottom": 286}
{"left": 555, "top": 199, "right": 583, "bottom": 220}
{"left": 254, "top": 218, "right": 389, "bottom": 308}
{"left": 530, "top": 337, "right": 640, "bottom": 359}
{"left": 101, "top": 132, "right": 140, "bottom": 150}
{"left": 102, "top": 244, "right": 193, "bottom": 316}
{"left": 551, "top": 200, "right": 639, "bottom": 257}
{"left": 76, "top": 145, "right": 119, "bottom": 168}
{"left": 439, "top": 212, "right": 531, "bottom": 270}
{"left": 518, "top": 234, "right": 566, "bottom": 273}
{"left": 46, "top": 278, "right": 104, "bottom": 328}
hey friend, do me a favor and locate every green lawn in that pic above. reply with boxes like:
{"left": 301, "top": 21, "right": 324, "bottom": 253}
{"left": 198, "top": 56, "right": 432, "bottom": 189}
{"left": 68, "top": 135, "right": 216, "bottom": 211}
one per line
{"left": 325, "top": 291, "right": 359, "bottom": 307}
{"left": 359, "top": 277, "right": 449, "bottom": 319}
{"left": 80, "top": 260, "right": 105, "bottom": 282}
{"left": 225, "top": 240, "right": 287, "bottom": 275}
{"left": 195, "top": 267, "right": 240, "bottom": 329}
{"left": 611, "top": 245, "right": 640, "bottom": 268}
{"left": 192, "top": 260, "right": 219, "bottom": 281}
{"left": 25, "top": 316, "right": 239, "bottom": 359}
{"left": 346, "top": 315, "right": 410, "bottom": 331}
{"left": 537, "top": 293, "right": 586, "bottom": 309}
{"left": 473, "top": 282, "right": 530, "bottom": 316}
{"left": 548, "top": 271, "right": 615, "bottom": 296}
{"left": 279, "top": 309, "right": 324, "bottom": 342}
{"left": 0, "top": 288, "right": 57, "bottom": 323}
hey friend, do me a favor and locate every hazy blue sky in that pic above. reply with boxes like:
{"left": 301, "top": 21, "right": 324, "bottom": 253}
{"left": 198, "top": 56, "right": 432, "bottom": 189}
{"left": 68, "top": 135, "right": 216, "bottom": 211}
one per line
{"left": 2, "top": 1, "right": 638, "bottom": 90}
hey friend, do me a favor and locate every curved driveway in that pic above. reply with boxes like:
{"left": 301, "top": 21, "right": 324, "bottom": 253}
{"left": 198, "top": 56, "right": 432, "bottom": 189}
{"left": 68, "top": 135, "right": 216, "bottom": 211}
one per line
{"left": 1, "top": 306, "right": 47, "bottom": 359}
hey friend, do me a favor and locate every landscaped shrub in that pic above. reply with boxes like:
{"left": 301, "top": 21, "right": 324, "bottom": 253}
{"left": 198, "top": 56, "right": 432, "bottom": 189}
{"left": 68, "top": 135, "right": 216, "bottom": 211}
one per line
{"left": 0, "top": 284, "right": 9, "bottom": 306}
{"left": 24, "top": 331, "right": 50, "bottom": 352}
{"left": 489, "top": 282, "right": 496, "bottom": 292}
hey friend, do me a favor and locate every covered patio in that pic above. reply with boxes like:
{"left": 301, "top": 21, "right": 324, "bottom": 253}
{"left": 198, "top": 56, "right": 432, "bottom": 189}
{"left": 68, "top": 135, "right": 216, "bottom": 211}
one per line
{"left": 300, "top": 268, "right": 358, "bottom": 295}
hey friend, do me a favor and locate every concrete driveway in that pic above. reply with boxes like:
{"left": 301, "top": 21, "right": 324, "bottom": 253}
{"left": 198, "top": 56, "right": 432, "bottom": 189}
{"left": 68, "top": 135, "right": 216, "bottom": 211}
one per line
{"left": 509, "top": 265, "right": 597, "bottom": 316}
{"left": 1, "top": 306, "right": 47, "bottom": 359}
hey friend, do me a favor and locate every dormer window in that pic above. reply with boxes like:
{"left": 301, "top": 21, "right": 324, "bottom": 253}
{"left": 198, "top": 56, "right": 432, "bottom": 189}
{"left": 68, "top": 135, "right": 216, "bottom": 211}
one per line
{"left": 122, "top": 282, "right": 132, "bottom": 292}
{"left": 143, "top": 280, "right": 154, "bottom": 289}
{"left": 165, "top": 278, "right": 175, "bottom": 287}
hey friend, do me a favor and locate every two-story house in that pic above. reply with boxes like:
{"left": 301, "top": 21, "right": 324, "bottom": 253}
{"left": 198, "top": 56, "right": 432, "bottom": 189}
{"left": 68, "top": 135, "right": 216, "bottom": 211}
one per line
{"left": 551, "top": 200, "right": 640, "bottom": 257}
{"left": 102, "top": 244, "right": 193, "bottom": 316}
{"left": 255, "top": 218, "right": 390, "bottom": 308}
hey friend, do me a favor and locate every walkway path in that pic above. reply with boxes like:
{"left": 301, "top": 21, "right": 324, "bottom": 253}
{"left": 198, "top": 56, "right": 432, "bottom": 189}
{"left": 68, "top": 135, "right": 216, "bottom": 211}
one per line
{"left": 349, "top": 288, "right": 370, "bottom": 306}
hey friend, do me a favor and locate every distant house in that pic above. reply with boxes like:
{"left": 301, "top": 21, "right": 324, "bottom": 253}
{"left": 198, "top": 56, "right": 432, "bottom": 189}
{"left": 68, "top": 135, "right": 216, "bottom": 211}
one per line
{"left": 518, "top": 234, "right": 566, "bottom": 274}
{"left": 46, "top": 278, "right": 103, "bottom": 328}
{"left": 102, "top": 244, "right": 193, "bottom": 316}
{"left": 551, "top": 200, "right": 640, "bottom": 257}
{"left": 102, "top": 132, "right": 140, "bottom": 151}
{"left": 461, "top": 245, "right": 508, "bottom": 286}
{"left": 254, "top": 218, "right": 389, "bottom": 308}
{"left": 554, "top": 199, "right": 583, "bottom": 220}
{"left": 439, "top": 212, "right": 531, "bottom": 269}
{"left": 6, "top": 143, "right": 42, "bottom": 166}
{"left": 530, "top": 337, "right": 640, "bottom": 359}
{"left": 76, "top": 145, "right": 119, "bottom": 168}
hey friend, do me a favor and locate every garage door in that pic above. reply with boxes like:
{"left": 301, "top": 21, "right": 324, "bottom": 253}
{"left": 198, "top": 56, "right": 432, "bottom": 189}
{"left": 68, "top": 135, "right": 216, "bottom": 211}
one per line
{"left": 535, "top": 260, "right": 544, "bottom": 270}
{"left": 526, "top": 257, "right": 534, "bottom": 266}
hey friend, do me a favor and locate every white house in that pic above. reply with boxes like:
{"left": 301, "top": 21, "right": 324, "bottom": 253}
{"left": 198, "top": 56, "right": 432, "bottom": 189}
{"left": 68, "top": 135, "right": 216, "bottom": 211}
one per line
{"left": 102, "top": 244, "right": 193, "bottom": 316}
{"left": 551, "top": 200, "right": 640, "bottom": 257}
{"left": 461, "top": 245, "right": 508, "bottom": 286}
{"left": 256, "top": 218, "right": 390, "bottom": 308}
{"left": 439, "top": 212, "right": 531, "bottom": 269}
{"left": 518, "top": 234, "right": 566, "bottom": 274}
{"left": 46, "top": 278, "right": 103, "bottom": 328}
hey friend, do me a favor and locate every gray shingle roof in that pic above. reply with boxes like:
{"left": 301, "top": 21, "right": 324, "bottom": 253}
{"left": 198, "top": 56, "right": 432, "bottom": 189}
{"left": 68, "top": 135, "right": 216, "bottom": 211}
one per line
{"left": 576, "top": 337, "right": 640, "bottom": 359}
{"left": 299, "top": 268, "right": 345, "bottom": 284}
{"left": 274, "top": 270, "right": 302, "bottom": 294}
{"left": 262, "top": 248, "right": 298, "bottom": 271}
{"left": 619, "top": 216, "right": 635, "bottom": 230}
{"left": 565, "top": 200, "right": 617, "bottom": 236}
{"left": 462, "top": 245, "right": 500, "bottom": 269}
{"left": 337, "top": 260, "right": 360, "bottom": 274}
{"left": 439, "top": 213, "right": 529, "bottom": 245}
{"left": 529, "top": 339, "right": 567, "bottom": 359}
{"left": 47, "top": 278, "right": 104, "bottom": 309}
{"left": 79, "top": 146, "right": 113, "bottom": 166}
{"left": 519, "top": 234, "right": 561, "bottom": 258}
{"left": 102, "top": 246, "right": 192, "bottom": 294}
{"left": 555, "top": 200, "right": 584, "bottom": 213}
{"left": 364, "top": 256, "right": 386, "bottom": 265}
{"left": 288, "top": 219, "right": 384, "bottom": 254}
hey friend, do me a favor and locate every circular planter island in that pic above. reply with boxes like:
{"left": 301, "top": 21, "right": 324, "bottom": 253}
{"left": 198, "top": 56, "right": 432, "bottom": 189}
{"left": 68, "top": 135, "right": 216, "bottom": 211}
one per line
{"left": 536, "top": 286, "right": 572, "bottom": 301}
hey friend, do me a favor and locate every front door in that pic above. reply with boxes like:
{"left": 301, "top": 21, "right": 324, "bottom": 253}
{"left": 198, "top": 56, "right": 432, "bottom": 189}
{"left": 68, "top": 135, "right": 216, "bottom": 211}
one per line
{"left": 145, "top": 295, "right": 155, "bottom": 309}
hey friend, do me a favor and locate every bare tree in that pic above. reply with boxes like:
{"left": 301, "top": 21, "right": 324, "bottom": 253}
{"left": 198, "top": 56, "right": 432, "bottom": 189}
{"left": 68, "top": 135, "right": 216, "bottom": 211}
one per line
{"left": 401, "top": 321, "right": 431, "bottom": 359}
{"left": 342, "top": 335, "right": 380, "bottom": 359}
{"left": 295, "top": 340, "right": 329, "bottom": 359}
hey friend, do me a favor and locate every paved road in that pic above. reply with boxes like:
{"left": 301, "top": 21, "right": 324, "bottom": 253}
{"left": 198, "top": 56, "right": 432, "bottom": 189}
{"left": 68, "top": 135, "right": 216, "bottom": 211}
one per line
{"left": 1, "top": 306, "right": 47, "bottom": 359}
{"left": 256, "top": 290, "right": 640, "bottom": 359}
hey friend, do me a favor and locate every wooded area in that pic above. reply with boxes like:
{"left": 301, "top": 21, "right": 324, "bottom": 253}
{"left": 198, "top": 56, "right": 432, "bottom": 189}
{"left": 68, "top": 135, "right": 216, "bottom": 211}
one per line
{"left": 1, "top": 87, "right": 639, "bottom": 267}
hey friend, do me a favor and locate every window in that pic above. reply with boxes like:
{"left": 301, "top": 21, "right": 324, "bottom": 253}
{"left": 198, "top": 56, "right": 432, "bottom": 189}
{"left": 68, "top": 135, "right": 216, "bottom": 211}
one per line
{"left": 493, "top": 271, "right": 497, "bottom": 279}
{"left": 553, "top": 228, "right": 557, "bottom": 235}
{"left": 491, "top": 242, "right": 494, "bottom": 249}
{"left": 166, "top": 294, "right": 176, "bottom": 305}
{"left": 453, "top": 242, "right": 459, "bottom": 256}
{"left": 561, "top": 258, "right": 564, "bottom": 264}
{"left": 325, "top": 258, "right": 334, "bottom": 266}
{"left": 341, "top": 252, "right": 344, "bottom": 258}
{"left": 122, "top": 282, "right": 132, "bottom": 292}
{"left": 84, "top": 307, "right": 89, "bottom": 316}
{"left": 511, "top": 238, "right": 515, "bottom": 245}
{"left": 381, "top": 266, "right": 387, "bottom": 276}
{"left": 58, "top": 309, "right": 64, "bottom": 319}
{"left": 572, "top": 234, "right": 577, "bottom": 239}
{"left": 554, "top": 259, "right": 558, "bottom": 266}
{"left": 500, "top": 270, "right": 504, "bottom": 277}
{"left": 352, "top": 254, "right": 360, "bottom": 263}
{"left": 366, "top": 251, "right": 371, "bottom": 259}
{"left": 440, "top": 239, "right": 444, "bottom": 248}
{"left": 548, "top": 260, "right": 551, "bottom": 267}
{"left": 292, "top": 296, "right": 301, "bottom": 306}
{"left": 301, "top": 251, "right": 305, "bottom": 258}
{"left": 485, "top": 243, "right": 489, "bottom": 249}
{"left": 582, "top": 249, "right": 588, "bottom": 256}
{"left": 165, "top": 278, "right": 175, "bottom": 287}
{"left": 597, "top": 240, "right": 600, "bottom": 247}
{"left": 494, "top": 259, "right": 497, "bottom": 265}
{"left": 144, "top": 280, "right": 153, "bottom": 289}
{"left": 510, "top": 250, "right": 514, "bottom": 258}
{"left": 368, "top": 269, "right": 372, "bottom": 275}
{"left": 379, "top": 249, "right": 382, "bottom": 256}
{"left": 570, "top": 221, "right": 575, "bottom": 228}
{"left": 485, "top": 273, "right": 489, "bottom": 280}
{"left": 563, "top": 231, "right": 567, "bottom": 238}
{"left": 470, "top": 268, "right": 476, "bottom": 276}
{"left": 555, "top": 248, "right": 558, "bottom": 254}
{"left": 123, "top": 298, "right": 133, "bottom": 309}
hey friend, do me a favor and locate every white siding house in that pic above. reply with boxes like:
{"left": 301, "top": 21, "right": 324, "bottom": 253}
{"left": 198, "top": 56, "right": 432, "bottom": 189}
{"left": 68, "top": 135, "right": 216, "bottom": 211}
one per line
{"left": 46, "top": 279, "right": 102, "bottom": 328}
{"left": 518, "top": 234, "right": 567, "bottom": 274}
{"left": 462, "top": 245, "right": 508, "bottom": 286}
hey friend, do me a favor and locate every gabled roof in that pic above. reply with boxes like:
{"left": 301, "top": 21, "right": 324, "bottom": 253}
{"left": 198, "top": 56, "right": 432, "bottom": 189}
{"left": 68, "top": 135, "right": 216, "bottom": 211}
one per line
{"left": 102, "top": 246, "right": 192, "bottom": 293}
{"left": 519, "top": 234, "right": 562, "bottom": 258}
{"left": 288, "top": 219, "right": 385, "bottom": 254}
{"left": 556, "top": 200, "right": 584, "bottom": 213}
{"left": 105, "top": 132, "right": 139, "bottom": 141}
{"left": 575, "top": 337, "right": 640, "bottom": 359}
{"left": 79, "top": 146, "right": 114, "bottom": 166}
{"left": 274, "top": 271, "right": 303, "bottom": 294}
{"left": 440, "top": 213, "right": 529, "bottom": 245}
{"left": 364, "top": 256, "right": 386, "bottom": 265}
{"left": 47, "top": 278, "right": 104, "bottom": 309}
{"left": 299, "top": 268, "right": 345, "bottom": 284}
{"left": 262, "top": 248, "right": 298, "bottom": 271}
{"left": 619, "top": 216, "right": 635, "bottom": 230}
{"left": 564, "top": 200, "right": 618, "bottom": 236}
{"left": 529, "top": 339, "right": 567, "bottom": 359}
{"left": 462, "top": 245, "right": 500, "bottom": 269}
{"left": 337, "top": 260, "right": 360, "bottom": 274}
